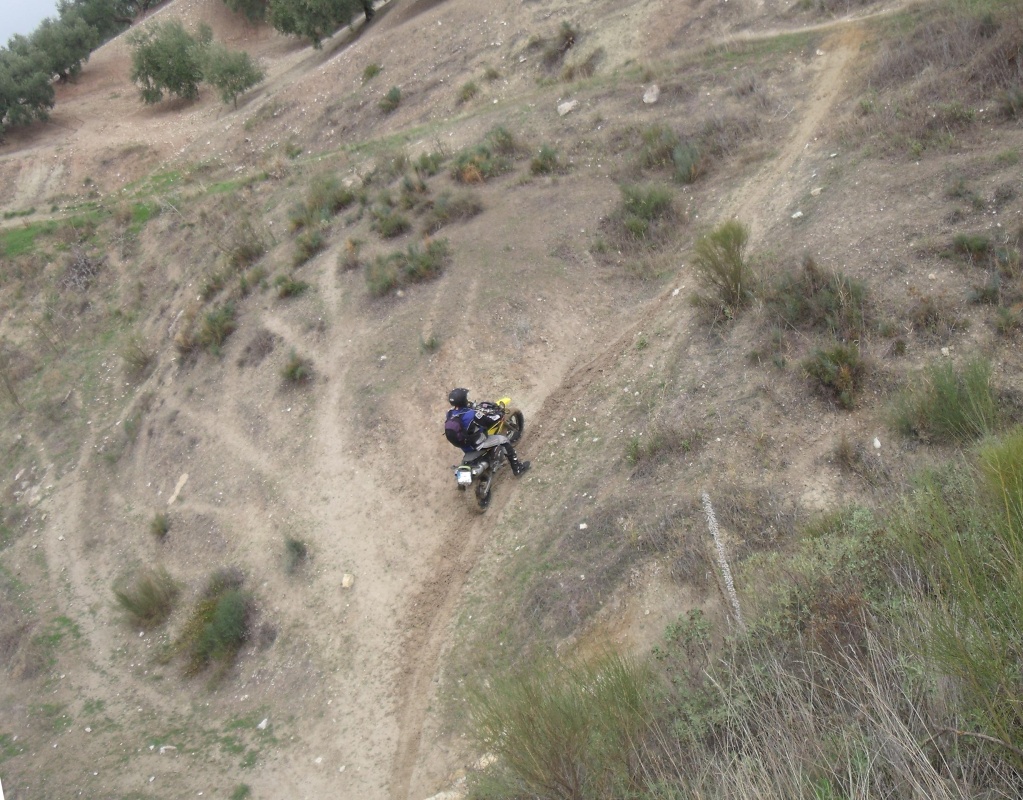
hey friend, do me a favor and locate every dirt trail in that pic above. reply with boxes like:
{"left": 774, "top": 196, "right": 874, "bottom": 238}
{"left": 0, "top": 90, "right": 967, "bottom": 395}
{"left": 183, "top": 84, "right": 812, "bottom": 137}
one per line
{"left": 734, "top": 25, "right": 866, "bottom": 245}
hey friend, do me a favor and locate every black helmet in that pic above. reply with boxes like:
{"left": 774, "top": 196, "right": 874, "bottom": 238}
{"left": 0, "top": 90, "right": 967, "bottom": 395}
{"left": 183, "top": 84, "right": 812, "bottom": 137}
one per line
{"left": 448, "top": 387, "right": 469, "bottom": 407}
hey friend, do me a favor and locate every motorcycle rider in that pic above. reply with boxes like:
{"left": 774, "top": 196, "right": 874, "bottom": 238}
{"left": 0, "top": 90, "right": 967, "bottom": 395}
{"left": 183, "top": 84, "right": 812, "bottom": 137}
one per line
{"left": 447, "top": 387, "right": 531, "bottom": 477}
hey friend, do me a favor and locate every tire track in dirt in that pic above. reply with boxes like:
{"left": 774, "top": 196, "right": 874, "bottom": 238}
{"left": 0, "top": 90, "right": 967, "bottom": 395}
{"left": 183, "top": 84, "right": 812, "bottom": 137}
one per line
{"left": 386, "top": 20, "right": 869, "bottom": 800}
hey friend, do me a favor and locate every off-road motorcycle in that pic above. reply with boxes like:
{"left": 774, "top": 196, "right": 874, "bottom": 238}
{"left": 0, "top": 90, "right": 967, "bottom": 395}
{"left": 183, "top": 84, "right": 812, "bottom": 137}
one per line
{"left": 452, "top": 397, "right": 524, "bottom": 511}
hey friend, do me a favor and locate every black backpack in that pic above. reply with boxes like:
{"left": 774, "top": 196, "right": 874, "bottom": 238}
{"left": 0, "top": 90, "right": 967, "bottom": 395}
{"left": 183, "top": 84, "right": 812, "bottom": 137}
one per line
{"left": 445, "top": 408, "right": 473, "bottom": 447}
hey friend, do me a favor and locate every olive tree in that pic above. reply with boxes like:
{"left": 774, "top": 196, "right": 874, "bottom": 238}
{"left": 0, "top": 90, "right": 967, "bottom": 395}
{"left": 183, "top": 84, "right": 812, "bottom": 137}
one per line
{"left": 128, "top": 21, "right": 211, "bottom": 104}
{"left": 201, "top": 43, "right": 264, "bottom": 106}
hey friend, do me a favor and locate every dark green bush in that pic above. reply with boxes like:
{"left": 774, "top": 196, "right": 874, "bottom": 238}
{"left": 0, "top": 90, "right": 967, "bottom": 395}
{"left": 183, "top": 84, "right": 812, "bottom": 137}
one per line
{"left": 804, "top": 341, "right": 865, "bottom": 410}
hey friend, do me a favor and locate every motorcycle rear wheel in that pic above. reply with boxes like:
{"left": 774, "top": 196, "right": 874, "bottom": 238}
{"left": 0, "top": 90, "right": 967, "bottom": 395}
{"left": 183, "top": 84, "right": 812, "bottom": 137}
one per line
{"left": 474, "top": 468, "right": 493, "bottom": 511}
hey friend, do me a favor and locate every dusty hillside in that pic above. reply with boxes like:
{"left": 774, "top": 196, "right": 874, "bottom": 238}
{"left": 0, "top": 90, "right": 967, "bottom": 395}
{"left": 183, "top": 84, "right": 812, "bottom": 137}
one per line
{"left": 1, "top": 0, "right": 1021, "bottom": 798}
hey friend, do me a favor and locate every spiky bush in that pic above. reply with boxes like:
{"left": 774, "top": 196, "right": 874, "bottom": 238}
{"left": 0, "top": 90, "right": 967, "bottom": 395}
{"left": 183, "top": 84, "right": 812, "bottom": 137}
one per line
{"left": 692, "top": 219, "right": 753, "bottom": 309}
{"left": 114, "top": 567, "right": 180, "bottom": 629}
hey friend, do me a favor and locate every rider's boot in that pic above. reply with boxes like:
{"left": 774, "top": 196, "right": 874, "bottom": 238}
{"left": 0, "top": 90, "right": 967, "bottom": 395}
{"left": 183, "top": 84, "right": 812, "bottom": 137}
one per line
{"left": 512, "top": 460, "right": 531, "bottom": 477}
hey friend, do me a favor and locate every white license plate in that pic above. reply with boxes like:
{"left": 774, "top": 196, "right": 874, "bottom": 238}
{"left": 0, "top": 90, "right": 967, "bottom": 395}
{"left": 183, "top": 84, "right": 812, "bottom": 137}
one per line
{"left": 456, "top": 468, "right": 473, "bottom": 486}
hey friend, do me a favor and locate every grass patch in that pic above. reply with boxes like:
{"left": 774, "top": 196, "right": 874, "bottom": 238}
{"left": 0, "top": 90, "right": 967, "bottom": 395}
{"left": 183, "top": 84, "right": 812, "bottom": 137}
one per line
{"left": 114, "top": 567, "right": 180, "bottom": 629}
{"left": 892, "top": 357, "right": 998, "bottom": 444}
{"left": 0, "top": 221, "right": 58, "bottom": 258}
{"left": 362, "top": 63, "right": 381, "bottom": 82}
{"left": 121, "top": 334, "right": 154, "bottom": 380}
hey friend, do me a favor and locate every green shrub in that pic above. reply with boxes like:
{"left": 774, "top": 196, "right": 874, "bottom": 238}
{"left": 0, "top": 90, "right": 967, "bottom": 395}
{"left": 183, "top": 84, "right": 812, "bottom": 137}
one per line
{"left": 371, "top": 208, "right": 411, "bottom": 239}
{"left": 420, "top": 190, "right": 483, "bottom": 234}
{"left": 150, "top": 512, "right": 170, "bottom": 540}
{"left": 366, "top": 239, "right": 450, "bottom": 297}
{"left": 121, "top": 334, "right": 154, "bottom": 380}
{"left": 282, "top": 349, "right": 313, "bottom": 384}
{"left": 767, "top": 256, "right": 869, "bottom": 341}
{"left": 414, "top": 151, "right": 445, "bottom": 177}
{"left": 530, "top": 144, "right": 565, "bottom": 175}
{"left": 379, "top": 86, "right": 401, "bottom": 113}
{"left": 284, "top": 537, "right": 308, "bottom": 573}
{"left": 692, "top": 219, "right": 753, "bottom": 309}
{"left": 178, "top": 569, "right": 252, "bottom": 676}
{"left": 225, "top": 220, "right": 267, "bottom": 271}
{"left": 290, "top": 174, "right": 356, "bottom": 230}
{"left": 114, "top": 567, "right": 180, "bottom": 629}
{"left": 197, "top": 303, "right": 237, "bottom": 355}
{"left": 468, "top": 653, "right": 651, "bottom": 800}
{"left": 953, "top": 233, "right": 991, "bottom": 261}
{"left": 293, "top": 228, "right": 325, "bottom": 266}
{"left": 894, "top": 440, "right": 1023, "bottom": 767}
{"left": 892, "top": 358, "right": 998, "bottom": 444}
{"left": 804, "top": 341, "right": 864, "bottom": 410}
{"left": 362, "top": 63, "right": 381, "bottom": 82}
{"left": 274, "top": 275, "right": 310, "bottom": 298}
{"left": 457, "top": 80, "right": 478, "bottom": 103}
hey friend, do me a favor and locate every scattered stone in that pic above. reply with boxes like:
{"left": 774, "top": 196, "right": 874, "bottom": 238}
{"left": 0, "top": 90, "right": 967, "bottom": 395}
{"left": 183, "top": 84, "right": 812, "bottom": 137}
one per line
{"left": 257, "top": 718, "right": 269, "bottom": 730}
{"left": 810, "top": 187, "right": 822, "bottom": 196}
{"left": 791, "top": 210, "right": 804, "bottom": 219}
{"left": 557, "top": 99, "right": 578, "bottom": 116}
{"left": 341, "top": 573, "right": 355, "bottom": 589}
{"left": 873, "top": 438, "right": 881, "bottom": 449}
{"left": 642, "top": 85, "right": 660, "bottom": 104}
{"left": 159, "top": 745, "right": 176, "bottom": 754}
{"left": 579, "top": 523, "right": 588, "bottom": 530}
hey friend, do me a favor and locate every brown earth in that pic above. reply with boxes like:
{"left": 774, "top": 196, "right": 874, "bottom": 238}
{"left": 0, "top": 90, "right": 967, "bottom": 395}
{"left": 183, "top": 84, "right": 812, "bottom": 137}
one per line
{"left": 1, "top": 0, "right": 1022, "bottom": 799}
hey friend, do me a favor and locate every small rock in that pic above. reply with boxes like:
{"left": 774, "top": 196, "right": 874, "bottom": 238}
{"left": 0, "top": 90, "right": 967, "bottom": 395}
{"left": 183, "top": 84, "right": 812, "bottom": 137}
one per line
{"left": 557, "top": 99, "right": 578, "bottom": 116}
{"left": 642, "top": 84, "right": 660, "bottom": 104}
{"left": 314, "top": 756, "right": 323, "bottom": 765}
{"left": 810, "top": 187, "right": 822, "bottom": 196}
{"left": 341, "top": 573, "right": 355, "bottom": 589}
{"left": 928, "top": 273, "right": 936, "bottom": 280}
{"left": 873, "top": 438, "right": 881, "bottom": 449}
{"left": 791, "top": 210, "right": 804, "bottom": 219}
{"left": 475, "top": 752, "right": 498, "bottom": 770}
{"left": 257, "top": 718, "right": 269, "bottom": 730}
{"left": 579, "top": 523, "right": 588, "bottom": 530}
{"left": 160, "top": 745, "right": 176, "bottom": 754}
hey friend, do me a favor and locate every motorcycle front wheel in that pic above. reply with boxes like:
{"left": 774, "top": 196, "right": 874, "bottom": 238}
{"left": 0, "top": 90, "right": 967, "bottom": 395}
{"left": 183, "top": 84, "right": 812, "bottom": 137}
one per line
{"left": 503, "top": 411, "right": 524, "bottom": 444}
